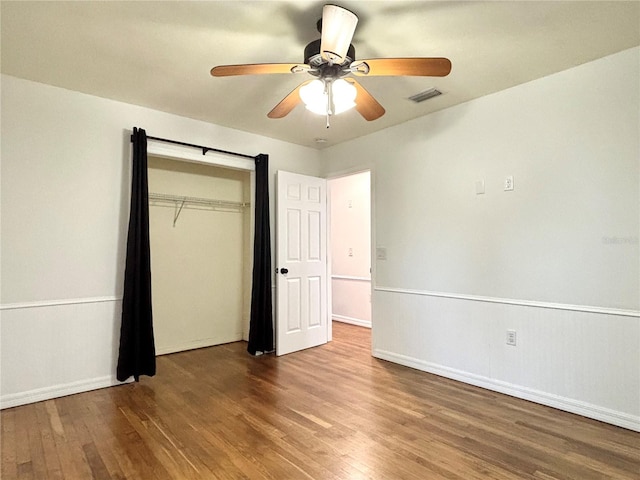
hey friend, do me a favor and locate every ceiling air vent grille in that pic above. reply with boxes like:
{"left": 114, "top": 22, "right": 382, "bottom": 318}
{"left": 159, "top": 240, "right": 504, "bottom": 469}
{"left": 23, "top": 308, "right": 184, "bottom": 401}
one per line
{"left": 409, "top": 88, "right": 442, "bottom": 103}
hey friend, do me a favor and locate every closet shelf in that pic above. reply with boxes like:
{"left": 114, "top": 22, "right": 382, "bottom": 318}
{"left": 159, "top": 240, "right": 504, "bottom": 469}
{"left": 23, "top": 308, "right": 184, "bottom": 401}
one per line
{"left": 148, "top": 192, "right": 249, "bottom": 226}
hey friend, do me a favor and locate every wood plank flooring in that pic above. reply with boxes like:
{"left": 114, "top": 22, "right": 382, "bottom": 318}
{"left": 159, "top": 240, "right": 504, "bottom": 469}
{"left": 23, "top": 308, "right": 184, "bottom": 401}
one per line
{"left": 1, "top": 322, "right": 638, "bottom": 479}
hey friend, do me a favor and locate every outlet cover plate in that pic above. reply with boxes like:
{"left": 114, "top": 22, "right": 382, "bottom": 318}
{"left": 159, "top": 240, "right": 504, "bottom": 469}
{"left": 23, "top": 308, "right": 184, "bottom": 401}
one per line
{"left": 504, "top": 175, "right": 514, "bottom": 191}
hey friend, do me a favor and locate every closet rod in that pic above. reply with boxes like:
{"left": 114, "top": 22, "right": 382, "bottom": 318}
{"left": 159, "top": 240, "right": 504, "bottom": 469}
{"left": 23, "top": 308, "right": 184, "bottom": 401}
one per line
{"left": 131, "top": 134, "right": 255, "bottom": 160}
{"left": 149, "top": 192, "right": 250, "bottom": 209}
{"left": 149, "top": 192, "right": 249, "bottom": 226}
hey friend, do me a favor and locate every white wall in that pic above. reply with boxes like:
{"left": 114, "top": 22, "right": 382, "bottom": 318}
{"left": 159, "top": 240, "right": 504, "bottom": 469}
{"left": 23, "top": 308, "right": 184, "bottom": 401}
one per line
{"left": 329, "top": 172, "right": 371, "bottom": 327}
{"left": 321, "top": 47, "right": 640, "bottom": 431}
{"left": 0, "top": 74, "right": 321, "bottom": 408}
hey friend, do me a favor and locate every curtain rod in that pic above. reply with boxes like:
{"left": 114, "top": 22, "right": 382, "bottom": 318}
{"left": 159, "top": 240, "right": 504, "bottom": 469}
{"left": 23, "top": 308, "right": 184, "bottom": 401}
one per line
{"left": 131, "top": 133, "right": 256, "bottom": 160}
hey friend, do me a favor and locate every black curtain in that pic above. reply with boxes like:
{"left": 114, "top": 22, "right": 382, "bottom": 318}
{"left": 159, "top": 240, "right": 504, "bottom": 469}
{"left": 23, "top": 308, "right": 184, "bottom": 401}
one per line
{"left": 117, "top": 127, "right": 156, "bottom": 381}
{"left": 247, "top": 154, "right": 274, "bottom": 355}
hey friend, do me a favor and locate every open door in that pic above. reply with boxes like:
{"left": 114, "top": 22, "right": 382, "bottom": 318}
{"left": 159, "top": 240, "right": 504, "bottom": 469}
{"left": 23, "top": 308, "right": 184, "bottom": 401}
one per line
{"left": 276, "top": 171, "right": 328, "bottom": 356}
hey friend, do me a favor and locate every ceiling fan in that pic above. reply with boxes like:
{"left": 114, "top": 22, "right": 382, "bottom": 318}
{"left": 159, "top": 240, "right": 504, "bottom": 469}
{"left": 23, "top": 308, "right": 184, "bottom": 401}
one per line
{"left": 210, "top": 4, "right": 451, "bottom": 127}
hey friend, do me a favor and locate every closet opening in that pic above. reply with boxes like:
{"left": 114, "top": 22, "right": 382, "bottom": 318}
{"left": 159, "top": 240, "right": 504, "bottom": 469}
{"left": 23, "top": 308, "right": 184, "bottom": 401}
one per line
{"left": 147, "top": 154, "right": 254, "bottom": 355}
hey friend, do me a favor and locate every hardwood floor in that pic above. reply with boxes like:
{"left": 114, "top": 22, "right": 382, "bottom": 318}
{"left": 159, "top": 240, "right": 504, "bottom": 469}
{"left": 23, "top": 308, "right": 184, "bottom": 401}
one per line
{"left": 2, "top": 322, "right": 638, "bottom": 479}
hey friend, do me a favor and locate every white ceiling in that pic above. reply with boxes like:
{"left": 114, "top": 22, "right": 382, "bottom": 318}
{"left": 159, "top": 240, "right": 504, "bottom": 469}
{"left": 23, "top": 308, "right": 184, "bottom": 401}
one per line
{"left": 2, "top": 1, "right": 639, "bottom": 149}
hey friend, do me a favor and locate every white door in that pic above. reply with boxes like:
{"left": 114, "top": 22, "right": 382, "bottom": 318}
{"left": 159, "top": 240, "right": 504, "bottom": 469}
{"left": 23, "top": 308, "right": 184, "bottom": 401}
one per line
{"left": 276, "top": 170, "right": 328, "bottom": 356}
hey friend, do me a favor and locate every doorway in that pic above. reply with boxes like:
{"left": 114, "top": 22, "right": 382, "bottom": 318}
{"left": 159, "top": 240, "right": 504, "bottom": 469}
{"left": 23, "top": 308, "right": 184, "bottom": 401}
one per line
{"left": 328, "top": 171, "right": 372, "bottom": 329}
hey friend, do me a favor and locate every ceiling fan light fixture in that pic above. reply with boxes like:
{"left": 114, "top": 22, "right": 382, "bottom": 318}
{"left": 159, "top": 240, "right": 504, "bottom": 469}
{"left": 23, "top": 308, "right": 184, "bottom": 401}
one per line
{"left": 210, "top": 3, "right": 451, "bottom": 124}
{"left": 300, "top": 79, "right": 356, "bottom": 115}
{"left": 332, "top": 78, "right": 357, "bottom": 113}
{"left": 320, "top": 5, "right": 358, "bottom": 64}
{"left": 300, "top": 80, "right": 326, "bottom": 114}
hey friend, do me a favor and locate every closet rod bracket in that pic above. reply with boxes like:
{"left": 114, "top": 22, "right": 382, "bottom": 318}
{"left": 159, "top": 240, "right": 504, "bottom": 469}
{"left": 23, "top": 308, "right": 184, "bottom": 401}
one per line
{"left": 173, "top": 199, "right": 186, "bottom": 227}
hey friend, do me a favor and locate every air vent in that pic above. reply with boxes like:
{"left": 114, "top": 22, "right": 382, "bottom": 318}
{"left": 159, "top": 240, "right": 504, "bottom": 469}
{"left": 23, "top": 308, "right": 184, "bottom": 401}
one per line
{"left": 409, "top": 88, "right": 442, "bottom": 103}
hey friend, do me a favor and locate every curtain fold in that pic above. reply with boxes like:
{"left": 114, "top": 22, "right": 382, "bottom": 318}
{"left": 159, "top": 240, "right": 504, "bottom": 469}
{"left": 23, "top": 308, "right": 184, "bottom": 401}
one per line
{"left": 117, "top": 127, "right": 156, "bottom": 381}
{"left": 247, "top": 154, "right": 274, "bottom": 355}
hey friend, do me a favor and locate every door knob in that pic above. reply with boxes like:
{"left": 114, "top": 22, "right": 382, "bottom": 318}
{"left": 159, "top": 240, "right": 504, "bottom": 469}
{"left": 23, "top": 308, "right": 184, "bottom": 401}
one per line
{"left": 280, "top": 268, "right": 289, "bottom": 274}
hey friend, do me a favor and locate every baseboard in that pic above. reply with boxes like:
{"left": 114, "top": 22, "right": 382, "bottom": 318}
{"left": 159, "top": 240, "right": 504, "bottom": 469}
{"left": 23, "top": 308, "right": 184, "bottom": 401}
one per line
{"left": 373, "top": 349, "right": 640, "bottom": 432}
{"left": 332, "top": 314, "right": 371, "bottom": 328}
{"left": 155, "top": 333, "right": 243, "bottom": 356}
{"left": 0, "top": 375, "right": 133, "bottom": 410}
{"left": 1, "top": 333, "right": 244, "bottom": 408}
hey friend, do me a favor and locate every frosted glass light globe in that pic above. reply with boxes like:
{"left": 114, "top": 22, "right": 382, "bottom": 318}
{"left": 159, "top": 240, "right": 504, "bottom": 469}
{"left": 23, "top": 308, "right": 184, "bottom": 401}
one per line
{"left": 299, "top": 79, "right": 357, "bottom": 115}
{"left": 299, "top": 80, "right": 327, "bottom": 115}
{"left": 331, "top": 79, "right": 357, "bottom": 114}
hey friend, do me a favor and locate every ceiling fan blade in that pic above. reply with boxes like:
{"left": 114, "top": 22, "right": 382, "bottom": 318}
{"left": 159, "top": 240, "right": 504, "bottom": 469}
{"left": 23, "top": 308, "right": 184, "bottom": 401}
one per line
{"left": 211, "top": 63, "right": 308, "bottom": 77}
{"left": 346, "top": 79, "right": 385, "bottom": 121}
{"left": 267, "top": 81, "right": 311, "bottom": 119}
{"left": 352, "top": 58, "right": 452, "bottom": 77}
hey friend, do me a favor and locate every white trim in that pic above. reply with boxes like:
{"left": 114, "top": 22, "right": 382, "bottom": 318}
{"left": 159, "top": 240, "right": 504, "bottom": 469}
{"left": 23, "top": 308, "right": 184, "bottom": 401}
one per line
{"left": 0, "top": 296, "right": 122, "bottom": 311}
{"left": 147, "top": 141, "right": 255, "bottom": 172}
{"left": 374, "top": 286, "right": 640, "bottom": 318}
{"left": 332, "top": 314, "right": 371, "bottom": 328}
{"left": 0, "top": 375, "right": 133, "bottom": 410}
{"left": 325, "top": 166, "right": 373, "bottom": 181}
{"left": 373, "top": 349, "right": 640, "bottom": 432}
{"left": 331, "top": 275, "right": 371, "bottom": 282}
{"left": 156, "top": 333, "right": 244, "bottom": 356}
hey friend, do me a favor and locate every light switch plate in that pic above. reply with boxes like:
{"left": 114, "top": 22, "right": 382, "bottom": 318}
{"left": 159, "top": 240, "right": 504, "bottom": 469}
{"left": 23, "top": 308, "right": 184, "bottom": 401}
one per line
{"left": 376, "top": 247, "right": 387, "bottom": 260}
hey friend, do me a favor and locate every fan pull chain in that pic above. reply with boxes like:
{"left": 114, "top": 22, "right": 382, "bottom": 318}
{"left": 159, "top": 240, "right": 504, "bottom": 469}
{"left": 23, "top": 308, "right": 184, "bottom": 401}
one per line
{"left": 325, "top": 79, "right": 332, "bottom": 128}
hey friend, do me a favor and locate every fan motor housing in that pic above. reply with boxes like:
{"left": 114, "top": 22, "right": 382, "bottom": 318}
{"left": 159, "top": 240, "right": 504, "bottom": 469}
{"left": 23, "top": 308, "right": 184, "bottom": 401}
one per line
{"left": 304, "top": 39, "right": 355, "bottom": 67}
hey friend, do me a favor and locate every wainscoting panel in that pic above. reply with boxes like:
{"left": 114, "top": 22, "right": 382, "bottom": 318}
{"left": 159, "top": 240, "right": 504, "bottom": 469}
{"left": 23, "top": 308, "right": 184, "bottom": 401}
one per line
{"left": 331, "top": 276, "right": 371, "bottom": 328}
{"left": 0, "top": 298, "right": 127, "bottom": 409}
{"left": 373, "top": 288, "right": 640, "bottom": 431}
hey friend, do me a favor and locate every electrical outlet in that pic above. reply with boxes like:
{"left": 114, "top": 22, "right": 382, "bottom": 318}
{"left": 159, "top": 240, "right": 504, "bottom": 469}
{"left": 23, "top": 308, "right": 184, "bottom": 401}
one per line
{"left": 348, "top": 248, "right": 353, "bottom": 257}
{"left": 504, "top": 175, "right": 514, "bottom": 191}
{"left": 376, "top": 247, "right": 387, "bottom": 260}
{"left": 506, "top": 330, "right": 517, "bottom": 346}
